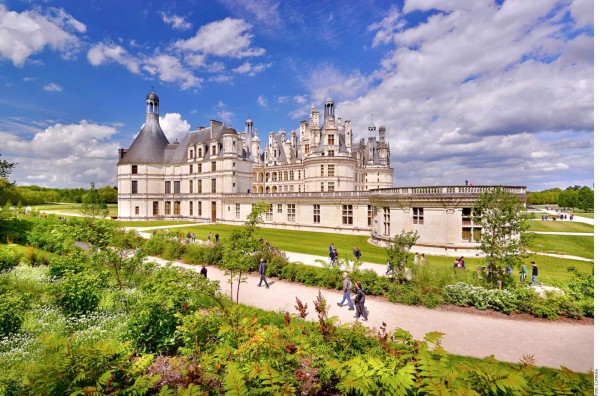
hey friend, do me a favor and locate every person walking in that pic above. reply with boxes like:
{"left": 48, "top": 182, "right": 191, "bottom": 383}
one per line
{"left": 420, "top": 253, "right": 426, "bottom": 265}
{"left": 207, "top": 232, "right": 211, "bottom": 243}
{"left": 414, "top": 252, "right": 419, "bottom": 266}
{"left": 353, "top": 281, "right": 367, "bottom": 321}
{"left": 215, "top": 233, "right": 220, "bottom": 244}
{"left": 200, "top": 264, "right": 207, "bottom": 278}
{"left": 385, "top": 261, "right": 393, "bottom": 275}
{"left": 329, "top": 249, "right": 336, "bottom": 266}
{"left": 519, "top": 262, "right": 527, "bottom": 282}
{"left": 337, "top": 272, "right": 355, "bottom": 311}
{"left": 258, "top": 259, "right": 269, "bottom": 288}
{"left": 530, "top": 261, "right": 543, "bottom": 287}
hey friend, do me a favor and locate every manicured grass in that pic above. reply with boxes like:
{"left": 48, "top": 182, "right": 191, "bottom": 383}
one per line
{"left": 33, "top": 203, "right": 118, "bottom": 217}
{"left": 526, "top": 233, "right": 594, "bottom": 259}
{"left": 524, "top": 254, "right": 593, "bottom": 285}
{"left": 576, "top": 213, "right": 594, "bottom": 219}
{"left": 116, "top": 220, "right": 197, "bottom": 227}
{"left": 525, "top": 220, "right": 594, "bottom": 233}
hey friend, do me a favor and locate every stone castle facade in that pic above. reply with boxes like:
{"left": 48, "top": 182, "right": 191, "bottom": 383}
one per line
{"left": 117, "top": 92, "right": 526, "bottom": 253}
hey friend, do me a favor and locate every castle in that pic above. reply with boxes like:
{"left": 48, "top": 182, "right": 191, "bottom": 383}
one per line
{"left": 117, "top": 92, "right": 526, "bottom": 253}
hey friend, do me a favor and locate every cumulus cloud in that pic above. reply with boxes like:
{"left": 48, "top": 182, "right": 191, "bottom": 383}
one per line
{"left": 257, "top": 95, "right": 268, "bottom": 107}
{"left": 159, "top": 113, "right": 191, "bottom": 141}
{"left": 43, "top": 82, "right": 62, "bottom": 92}
{"left": 174, "top": 18, "right": 265, "bottom": 58}
{"left": 0, "top": 4, "right": 85, "bottom": 67}
{"left": 293, "top": 95, "right": 307, "bottom": 104}
{"left": 0, "top": 121, "right": 119, "bottom": 187}
{"left": 160, "top": 12, "right": 192, "bottom": 30}
{"left": 143, "top": 54, "right": 202, "bottom": 89}
{"left": 219, "top": 0, "right": 283, "bottom": 28}
{"left": 333, "top": 0, "right": 592, "bottom": 190}
{"left": 87, "top": 42, "right": 140, "bottom": 74}
{"left": 232, "top": 61, "right": 272, "bottom": 76}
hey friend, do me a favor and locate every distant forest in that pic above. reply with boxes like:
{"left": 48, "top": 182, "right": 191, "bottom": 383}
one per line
{"left": 0, "top": 179, "right": 117, "bottom": 206}
{"left": 526, "top": 185, "right": 594, "bottom": 211}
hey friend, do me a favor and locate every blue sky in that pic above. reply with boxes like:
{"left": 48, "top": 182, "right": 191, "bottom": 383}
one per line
{"left": 0, "top": 0, "right": 594, "bottom": 191}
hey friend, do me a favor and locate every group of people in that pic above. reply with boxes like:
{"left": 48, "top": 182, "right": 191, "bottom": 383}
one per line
{"left": 453, "top": 256, "right": 466, "bottom": 270}
{"left": 519, "top": 261, "right": 543, "bottom": 287}
{"left": 186, "top": 231, "right": 196, "bottom": 242}
{"left": 336, "top": 272, "right": 368, "bottom": 321}
{"left": 413, "top": 252, "right": 426, "bottom": 266}
{"left": 328, "top": 243, "right": 364, "bottom": 266}
{"left": 540, "top": 213, "right": 574, "bottom": 221}
{"left": 207, "top": 232, "right": 219, "bottom": 244}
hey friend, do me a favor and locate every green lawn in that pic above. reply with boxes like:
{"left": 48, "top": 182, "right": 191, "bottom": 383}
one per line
{"left": 576, "top": 212, "right": 594, "bottom": 219}
{"left": 524, "top": 254, "right": 593, "bottom": 285}
{"left": 32, "top": 203, "right": 118, "bottom": 217}
{"left": 116, "top": 220, "right": 196, "bottom": 227}
{"left": 525, "top": 220, "right": 594, "bottom": 233}
{"left": 526, "top": 233, "right": 594, "bottom": 259}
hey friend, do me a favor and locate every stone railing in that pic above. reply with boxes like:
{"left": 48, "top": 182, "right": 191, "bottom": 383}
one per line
{"left": 224, "top": 185, "right": 526, "bottom": 199}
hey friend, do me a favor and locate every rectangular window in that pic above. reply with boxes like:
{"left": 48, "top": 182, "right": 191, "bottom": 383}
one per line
{"left": 189, "top": 180, "right": 193, "bottom": 193}
{"left": 290, "top": 171, "right": 294, "bottom": 181}
{"left": 134, "top": 206, "right": 139, "bottom": 215}
{"left": 413, "top": 207, "right": 424, "bottom": 224}
{"left": 198, "top": 201, "right": 202, "bottom": 216}
{"left": 313, "top": 204, "right": 320, "bottom": 223}
{"left": 277, "top": 204, "right": 282, "bottom": 213}
{"left": 131, "top": 180, "right": 138, "bottom": 194}
{"left": 320, "top": 164, "right": 324, "bottom": 177}
{"left": 189, "top": 149, "right": 193, "bottom": 159}
{"left": 211, "top": 178, "right": 217, "bottom": 193}
{"left": 383, "top": 207, "right": 390, "bottom": 235}
{"left": 211, "top": 146, "right": 216, "bottom": 155}
{"left": 153, "top": 201, "right": 159, "bottom": 215}
{"left": 462, "top": 227, "right": 472, "bottom": 241}
{"left": 174, "top": 201, "right": 181, "bottom": 215}
{"left": 211, "top": 161, "right": 217, "bottom": 172}
{"left": 462, "top": 208, "right": 472, "bottom": 226}
{"left": 131, "top": 165, "right": 138, "bottom": 174}
{"left": 328, "top": 150, "right": 334, "bottom": 157}
{"left": 165, "top": 181, "right": 171, "bottom": 194}
{"left": 198, "top": 163, "right": 202, "bottom": 173}
{"left": 189, "top": 201, "right": 193, "bottom": 215}
{"left": 198, "top": 148, "right": 202, "bottom": 158}
{"left": 328, "top": 134, "right": 334, "bottom": 145}
{"left": 304, "top": 144, "right": 309, "bottom": 153}
{"left": 265, "top": 204, "right": 273, "bottom": 221}
{"left": 198, "top": 180, "right": 203, "bottom": 193}
{"left": 165, "top": 201, "right": 171, "bottom": 215}
{"left": 328, "top": 164, "right": 334, "bottom": 176}
{"left": 342, "top": 205, "right": 353, "bottom": 225}
{"left": 174, "top": 181, "right": 181, "bottom": 194}
{"left": 320, "top": 182, "right": 324, "bottom": 192}
{"left": 327, "top": 182, "right": 335, "bottom": 192}
{"left": 367, "top": 205, "right": 372, "bottom": 226}
{"left": 235, "top": 203, "right": 240, "bottom": 219}
{"left": 287, "top": 204, "right": 296, "bottom": 222}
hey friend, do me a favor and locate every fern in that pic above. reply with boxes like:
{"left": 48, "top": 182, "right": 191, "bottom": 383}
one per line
{"left": 223, "top": 363, "right": 247, "bottom": 396}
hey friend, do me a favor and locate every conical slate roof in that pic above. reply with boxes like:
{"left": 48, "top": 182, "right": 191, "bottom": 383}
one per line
{"left": 118, "top": 114, "right": 169, "bottom": 164}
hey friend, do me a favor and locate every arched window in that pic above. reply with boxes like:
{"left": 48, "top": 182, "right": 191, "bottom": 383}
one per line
{"left": 284, "top": 171, "right": 288, "bottom": 181}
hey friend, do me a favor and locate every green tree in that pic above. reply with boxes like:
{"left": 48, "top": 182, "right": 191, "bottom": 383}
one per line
{"left": 80, "top": 182, "right": 109, "bottom": 219}
{"left": 98, "top": 185, "right": 118, "bottom": 204}
{"left": 0, "top": 153, "right": 15, "bottom": 179}
{"left": 557, "top": 189, "right": 578, "bottom": 210}
{"left": 577, "top": 186, "right": 594, "bottom": 212}
{"left": 385, "top": 231, "right": 419, "bottom": 282}
{"left": 473, "top": 188, "right": 530, "bottom": 289}
{"left": 220, "top": 202, "right": 269, "bottom": 302}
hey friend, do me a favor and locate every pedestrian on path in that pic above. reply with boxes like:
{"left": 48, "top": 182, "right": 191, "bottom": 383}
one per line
{"left": 420, "top": 253, "right": 426, "bottom": 265}
{"left": 337, "top": 272, "right": 355, "bottom": 310}
{"left": 191, "top": 232, "right": 196, "bottom": 242}
{"left": 258, "top": 259, "right": 269, "bottom": 288}
{"left": 215, "top": 233, "right": 220, "bottom": 244}
{"left": 385, "top": 261, "right": 393, "bottom": 275}
{"left": 200, "top": 264, "right": 207, "bottom": 278}
{"left": 530, "top": 261, "right": 543, "bottom": 287}
{"left": 354, "top": 280, "right": 367, "bottom": 321}
{"left": 207, "top": 232, "right": 211, "bottom": 242}
{"left": 519, "top": 262, "right": 527, "bottom": 282}
{"left": 414, "top": 252, "right": 419, "bottom": 266}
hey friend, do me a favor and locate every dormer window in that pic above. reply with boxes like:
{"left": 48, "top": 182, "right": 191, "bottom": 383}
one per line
{"left": 189, "top": 149, "right": 193, "bottom": 159}
{"left": 328, "top": 134, "right": 334, "bottom": 145}
{"left": 131, "top": 165, "right": 138, "bottom": 174}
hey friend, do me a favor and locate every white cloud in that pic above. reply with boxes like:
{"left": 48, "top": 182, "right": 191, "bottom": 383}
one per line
{"left": 217, "top": 110, "right": 233, "bottom": 124}
{"left": 174, "top": 18, "right": 265, "bottom": 58}
{"left": 334, "top": 0, "right": 592, "bottom": 190}
{"left": 232, "top": 61, "right": 272, "bottom": 76}
{"left": 0, "top": 4, "right": 85, "bottom": 67}
{"left": 277, "top": 96, "right": 288, "bottom": 104}
{"left": 257, "top": 95, "right": 268, "bottom": 107}
{"left": 87, "top": 42, "right": 141, "bottom": 73}
{"left": 0, "top": 121, "right": 120, "bottom": 187}
{"left": 143, "top": 54, "right": 202, "bottom": 89}
{"left": 43, "top": 82, "right": 62, "bottom": 92}
{"left": 293, "top": 95, "right": 307, "bottom": 104}
{"left": 160, "top": 12, "right": 192, "bottom": 30}
{"left": 219, "top": 0, "right": 283, "bottom": 28}
{"left": 159, "top": 112, "right": 191, "bottom": 141}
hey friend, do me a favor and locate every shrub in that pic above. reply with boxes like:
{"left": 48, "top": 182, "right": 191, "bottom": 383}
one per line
{"left": 0, "top": 245, "right": 21, "bottom": 271}
{"left": 443, "top": 282, "right": 517, "bottom": 314}
{"left": 0, "top": 289, "right": 26, "bottom": 336}
{"left": 48, "top": 251, "right": 87, "bottom": 278}
{"left": 53, "top": 269, "right": 107, "bottom": 316}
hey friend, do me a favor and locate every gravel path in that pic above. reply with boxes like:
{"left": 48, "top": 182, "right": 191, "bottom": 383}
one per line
{"left": 147, "top": 256, "right": 594, "bottom": 373}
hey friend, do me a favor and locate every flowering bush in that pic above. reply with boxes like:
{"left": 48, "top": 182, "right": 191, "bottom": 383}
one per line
{"left": 443, "top": 282, "right": 517, "bottom": 314}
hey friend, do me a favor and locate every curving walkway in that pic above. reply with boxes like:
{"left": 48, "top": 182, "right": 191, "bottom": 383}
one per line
{"left": 146, "top": 255, "right": 593, "bottom": 373}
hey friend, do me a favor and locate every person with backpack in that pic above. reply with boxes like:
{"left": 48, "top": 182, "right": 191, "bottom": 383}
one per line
{"left": 337, "top": 272, "right": 355, "bottom": 311}
{"left": 353, "top": 280, "right": 367, "bottom": 321}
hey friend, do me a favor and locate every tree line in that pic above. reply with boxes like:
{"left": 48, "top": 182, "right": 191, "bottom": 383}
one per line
{"left": 0, "top": 180, "right": 117, "bottom": 206}
{"left": 527, "top": 186, "right": 594, "bottom": 211}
